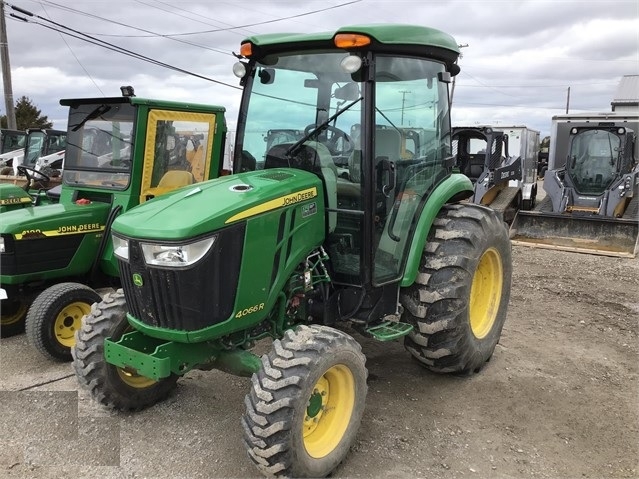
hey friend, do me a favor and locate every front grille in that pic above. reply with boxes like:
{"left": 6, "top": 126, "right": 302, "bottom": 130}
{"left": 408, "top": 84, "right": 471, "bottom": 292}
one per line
{"left": 1, "top": 234, "right": 83, "bottom": 275}
{"left": 119, "top": 223, "right": 245, "bottom": 331}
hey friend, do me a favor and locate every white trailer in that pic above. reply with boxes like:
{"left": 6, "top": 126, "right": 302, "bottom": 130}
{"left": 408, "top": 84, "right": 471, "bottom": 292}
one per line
{"left": 501, "top": 126, "right": 541, "bottom": 209}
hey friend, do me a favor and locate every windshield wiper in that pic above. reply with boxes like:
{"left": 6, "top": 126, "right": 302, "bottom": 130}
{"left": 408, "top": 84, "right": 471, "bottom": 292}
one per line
{"left": 71, "top": 104, "right": 112, "bottom": 132}
{"left": 286, "top": 97, "right": 362, "bottom": 157}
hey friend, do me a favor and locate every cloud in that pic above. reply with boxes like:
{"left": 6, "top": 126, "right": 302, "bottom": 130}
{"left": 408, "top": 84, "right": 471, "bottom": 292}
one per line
{"left": 3, "top": 0, "right": 638, "bottom": 137}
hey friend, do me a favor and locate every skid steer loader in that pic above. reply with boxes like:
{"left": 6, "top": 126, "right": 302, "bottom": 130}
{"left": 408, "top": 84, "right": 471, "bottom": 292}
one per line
{"left": 0, "top": 92, "right": 227, "bottom": 358}
{"left": 73, "top": 24, "right": 512, "bottom": 478}
{"left": 0, "top": 128, "right": 26, "bottom": 158}
{"left": 510, "top": 112, "right": 639, "bottom": 257}
{"left": 0, "top": 128, "right": 66, "bottom": 177}
{"left": 452, "top": 126, "right": 523, "bottom": 223}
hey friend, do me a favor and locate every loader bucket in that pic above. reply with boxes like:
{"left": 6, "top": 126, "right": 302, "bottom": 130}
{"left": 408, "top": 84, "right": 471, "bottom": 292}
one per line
{"left": 510, "top": 211, "right": 639, "bottom": 258}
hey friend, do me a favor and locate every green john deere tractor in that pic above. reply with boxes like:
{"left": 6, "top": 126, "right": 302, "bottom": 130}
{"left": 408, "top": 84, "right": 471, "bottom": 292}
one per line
{"left": 0, "top": 92, "right": 227, "bottom": 359}
{"left": 73, "top": 25, "right": 512, "bottom": 477}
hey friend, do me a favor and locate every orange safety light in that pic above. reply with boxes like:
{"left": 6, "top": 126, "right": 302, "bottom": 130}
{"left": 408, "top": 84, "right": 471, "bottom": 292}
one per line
{"left": 334, "top": 33, "right": 371, "bottom": 49}
{"left": 240, "top": 42, "right": 253, "bottom": 57}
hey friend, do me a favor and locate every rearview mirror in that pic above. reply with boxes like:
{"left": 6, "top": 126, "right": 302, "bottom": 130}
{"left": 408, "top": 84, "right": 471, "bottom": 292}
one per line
{"left": 334, "top": 83, "right": 359, "bottom": 101}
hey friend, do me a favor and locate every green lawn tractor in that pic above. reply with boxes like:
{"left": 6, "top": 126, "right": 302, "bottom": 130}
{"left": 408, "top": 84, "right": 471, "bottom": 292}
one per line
{"left": 0, "top": 91, "right": 227, "bottom": 360}
{"left": 0, "top": 127, "right": 69, "bottom": 213}
{"left": 0, "top": 165, "right": 63, "bottom": 214}
{"left": 73, "top": 25, "right": 512, "bottom": 478}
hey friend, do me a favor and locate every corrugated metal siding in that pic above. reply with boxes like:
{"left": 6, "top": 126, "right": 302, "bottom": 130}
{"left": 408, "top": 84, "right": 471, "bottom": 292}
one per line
{"left": 611, "top": 75, "right": 639, "bottom": 111}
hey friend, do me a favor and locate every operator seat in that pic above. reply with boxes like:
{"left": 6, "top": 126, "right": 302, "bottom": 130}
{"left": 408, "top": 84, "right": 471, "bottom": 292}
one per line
{"left": 264, "top": 141, "right": 337, "bottom": 232}
{"left": 375, "top": 127, "right": 402, "bottom": 163}
{"left": 348, "top": 126, "right": 402, "bottom": 183}
{"left": 46, "top": 184, "right": 62, "bottom": 202}
{"left": 143, "top": 169, "right": 196, "bottom": 201}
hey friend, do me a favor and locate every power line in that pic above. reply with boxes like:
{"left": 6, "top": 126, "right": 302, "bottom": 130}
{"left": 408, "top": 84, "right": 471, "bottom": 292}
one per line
{"left": 28, "top": 0, "right": 362, "bottom": 39}
{"left": 131, "top": 0, "right": 258, "bottom": 38}
{"left": 7, "top": 3, "right": 242, "bottom": 90}
{"left": 37, "top": 1, "right": 104, "bottom": 95}
{"left": 31, "top": 0, "right": 231, "bottom": 55}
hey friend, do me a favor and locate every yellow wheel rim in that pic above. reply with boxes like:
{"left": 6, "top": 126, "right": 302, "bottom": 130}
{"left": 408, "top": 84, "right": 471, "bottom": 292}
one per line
{"left": 116, "top": 367, "right": 157, "bottom": 389}
{"left": 303, "top": 364, "right": 355, "bottom": 459}
{"left": 54, "top": 301, "right": 92, "bottom": 348}
{"left": 469, "top": 247, "right": 503, "bottom": 339}
{"left": 1, "top": 300, "right": 27, "bottom": 326}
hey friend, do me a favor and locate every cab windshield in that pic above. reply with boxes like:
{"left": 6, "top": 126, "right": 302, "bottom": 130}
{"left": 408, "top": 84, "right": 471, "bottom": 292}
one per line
{"left": 63, "top": 103, "right": 135, "bottom": 190}
{"left": 567, "top": 129, "right": 620, "bottom": 195}
{"left": 237, "top": 50, "right": 361, "bottom": 172}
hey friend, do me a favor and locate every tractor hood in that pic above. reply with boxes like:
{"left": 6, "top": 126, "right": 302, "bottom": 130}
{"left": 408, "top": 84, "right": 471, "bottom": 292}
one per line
{"left": 0, "top": 200, "right": 111, "bottom": 239}
{"left": 0, "top": 184, "right": 33, "bottom": 213}
{"left": 112, "top": 168, "right": 323, "bottom": 240}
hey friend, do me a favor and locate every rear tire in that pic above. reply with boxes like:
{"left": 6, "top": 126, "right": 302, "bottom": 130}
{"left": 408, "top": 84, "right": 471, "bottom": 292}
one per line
{"left": 72, "top": 289, "right": 178, "bottom": 410}
{"left": 242, "top": 325, "right": 367, "bottom": 478}
{"left": 26, "top": 282, "right": 102, "bottom": 361}
{"left": 401, "top": 204, "right": 512, "bottom": 374}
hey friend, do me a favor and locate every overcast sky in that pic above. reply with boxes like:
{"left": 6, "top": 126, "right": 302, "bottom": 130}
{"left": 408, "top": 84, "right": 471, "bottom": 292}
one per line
{"left": 3, "top": 0, "right": 638, "bottom": 138}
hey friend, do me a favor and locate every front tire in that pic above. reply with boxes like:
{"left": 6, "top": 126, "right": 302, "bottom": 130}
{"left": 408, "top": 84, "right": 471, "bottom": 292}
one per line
{"left": 401, "top": 204, "right": 512, "bottom": 374}
{"left": 242, "top": 325, "right": 367, "bottom": 478}
{"left": 72, "top": 289, "right": 178, "bottom": 410}
{"left": 26, "top": 282, "right": 102, "bottom": 361}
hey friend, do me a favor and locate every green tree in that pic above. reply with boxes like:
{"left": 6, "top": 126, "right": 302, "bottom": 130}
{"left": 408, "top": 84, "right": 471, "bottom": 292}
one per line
{"left": 0, "top": 96, "right": 53, "bottom": 130}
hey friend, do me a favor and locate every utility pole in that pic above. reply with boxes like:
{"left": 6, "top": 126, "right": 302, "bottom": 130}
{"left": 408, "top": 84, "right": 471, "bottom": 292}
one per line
{"left": 565, "top": 86, "right": 570, "bottom": 114}
{"left": 0, "top": 0, "right": 16, "bottom": 129}
{"left": 399, "top": 90, "right": 411, "bottom": 125}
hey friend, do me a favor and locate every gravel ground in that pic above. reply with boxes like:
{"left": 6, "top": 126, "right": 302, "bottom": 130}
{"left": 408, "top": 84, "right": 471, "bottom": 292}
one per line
{"left": 1, "top": 240, "right": 637, "bottom": 479}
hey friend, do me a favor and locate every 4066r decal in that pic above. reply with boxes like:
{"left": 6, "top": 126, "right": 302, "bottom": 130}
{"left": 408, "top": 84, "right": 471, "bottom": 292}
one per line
{"left": 235, "top": 303, "right": 265, "bottom": 319}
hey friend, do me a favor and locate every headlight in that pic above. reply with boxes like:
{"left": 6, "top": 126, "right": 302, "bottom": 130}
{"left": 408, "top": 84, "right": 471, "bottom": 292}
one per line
{"left": 112, "top": 235, "right": 129, "bottom": 261}
{"left": 141, "top": 236, "right": 216, "bottom": 267}
{"left": 0, "top": 237, "right": 5, "bottom": 254}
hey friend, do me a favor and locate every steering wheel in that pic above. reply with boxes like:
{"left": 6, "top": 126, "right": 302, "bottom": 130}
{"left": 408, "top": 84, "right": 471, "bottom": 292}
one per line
{"left": 304, "top": 124, "right": 354, "bottom": 156}
{"left": 17, "top": 165, "right": 50, "bottom": 191}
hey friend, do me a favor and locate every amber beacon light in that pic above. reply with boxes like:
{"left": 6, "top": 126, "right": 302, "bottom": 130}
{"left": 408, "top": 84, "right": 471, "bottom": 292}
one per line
{"left": 334, "top": 33, "right": 371, "bottom": 48}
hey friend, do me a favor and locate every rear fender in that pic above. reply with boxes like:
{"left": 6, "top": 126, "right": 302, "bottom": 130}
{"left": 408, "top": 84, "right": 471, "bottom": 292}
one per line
{"left": 400, "top": 173, "right": 473, "bottom": 287}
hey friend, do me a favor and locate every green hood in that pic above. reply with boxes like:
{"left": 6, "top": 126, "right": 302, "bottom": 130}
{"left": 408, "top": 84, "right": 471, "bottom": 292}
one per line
{"left": 112, "top": 168, "right": 323, "bottom": 240}
{"left": 0, "top": 201, "right": 111, "bottom": 238}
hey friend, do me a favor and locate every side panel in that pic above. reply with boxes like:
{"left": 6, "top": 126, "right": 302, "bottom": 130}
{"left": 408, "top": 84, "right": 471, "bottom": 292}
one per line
{"left": 0, "top": 202, "right": 111, "bottom": 284}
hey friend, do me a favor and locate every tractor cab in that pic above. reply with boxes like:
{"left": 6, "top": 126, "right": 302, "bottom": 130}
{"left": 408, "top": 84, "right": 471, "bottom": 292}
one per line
{"left": 233, "top": 28, "right": 465, "bottom": 319}
{"left": 59, "top": 96, "right": 226, "bottom": 207}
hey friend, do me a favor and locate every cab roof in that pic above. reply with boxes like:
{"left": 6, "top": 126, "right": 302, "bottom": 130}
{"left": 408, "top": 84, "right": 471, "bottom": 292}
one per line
{"left": 241, "top": 24, "right": 460, "bottom": 72}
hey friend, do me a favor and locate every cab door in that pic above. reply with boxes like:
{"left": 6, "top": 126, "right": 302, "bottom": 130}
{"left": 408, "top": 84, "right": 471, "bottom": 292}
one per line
{"left": 139, "top": 110, "right": 222, "bottom": 203}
